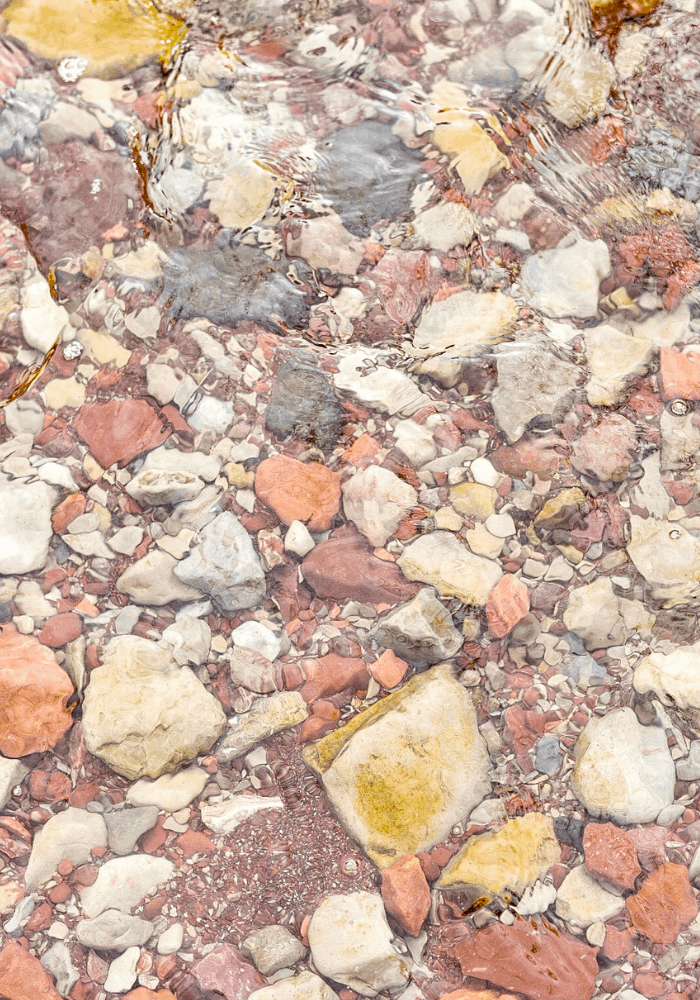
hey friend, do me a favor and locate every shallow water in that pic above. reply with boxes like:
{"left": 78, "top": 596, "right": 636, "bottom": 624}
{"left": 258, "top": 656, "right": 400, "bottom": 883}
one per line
{"left": 2, "top": 0, "right": 700, "bottom": 998}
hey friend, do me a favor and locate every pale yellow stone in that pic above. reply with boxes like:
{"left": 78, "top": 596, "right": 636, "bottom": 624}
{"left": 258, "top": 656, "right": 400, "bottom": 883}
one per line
{"left": 303, "top": 665, "right": 491, "bottom": 868}
{"left": 466, "top": 521, "right": 504, "bottom": 559}
{"left": 584, "top": 326, "right": 654, "bottom": 407}
{"left": 225, "top": 462, "right": 255, "bottom": 489}
{"left": 83, "top": 454, "right": 105, "bottom": 481}
{"left": 79, "top": 328, "right": 131, "bottom": 369}
{"left": 91, "top": 503, "right": 112, "bottom": 534}
{"left": 411, "top": 289, "right": 517, "bottom": 360}
{"left": 437, "top": 812, "right": 560, "bottom": 896}
{"left": 207, "top": 158, "right": 277, "bottom": 229}
{"left": 544, "top": 42, "right": 615, "bottom": 129}
{"left": 397, "top": 531, "right": 502, "bottom": 605}
{"left": 4, "top": 0, "right": 186, "bottom": 79}
{"left": 434, "top": 506, "right": 463, "bottom": 531}
{"left": 112, "top": 242, "right": 167, "bottom": 281}
{"left": 534, "top": 488, "right": 586, "bottom": 531}
{"left": 432, "top": 119, "right": 508, "bottom": 194}
{"left": 42, "top": 376, "right": 86, "bottom": 410}
{"left": 450, "top": 482, "right": 497, "bottom": 520}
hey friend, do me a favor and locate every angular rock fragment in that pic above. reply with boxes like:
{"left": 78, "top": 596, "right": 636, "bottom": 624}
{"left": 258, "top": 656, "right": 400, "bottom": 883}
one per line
{"left": 80, "top": 855, "right": 175, "bottom": 918}
{"left": 627, "top": 515, "right": 700, "bottom": 606}
{"left": 0, "top": 940, "right": 62, "bottom": 1000}
{"left": 398, "top": 531, "right": 502, "bottom": 605}
{"left": 520, "top": 235, "right": 610, "bottom": 318}
{"left": 411, "top": 289, "right": 517, "bottom": 359}
{"left": 255, "top": 456, "right": 341, "bottom": 531}
{"left": 81, "top": 636, "right": 226, "bottom": 779}
{"left": 25, "top": 807, "right": 107, "bottom": 891}
{"left": 126, "top": 766, "right": 208, "bottom": 812}
{"left": 303, "top": 665, "right": 491, "bottom": 868}
{"left": 73, "top": 399, "right": 170, "bottom": 469}
{"left": 490, "top": 342, "right": 580, "bottom": 443}
{"left": 570, "top": 414, "right": 637, "bottom": 484}
{"left": 372, "top": 588, "right": 463, "bottom": 665}
{"left": 555, "top": 864, "right": 625, "bottom": 930}
{"left": 216, "top": 692, "right": 309, "bottom": 762}
{"left": 191, "top": 943, "right": 264, "bottom": 1000}
{"left": 333, "top": 348, "right": 432, "bottom": 416}
{"left": 485, "top": 573, "right": 530, "bottom": 638}
{"left": 125, "top": 468, "right": 205, "bottom": 507}
{"left": 0, "top": 481, "right": 56, "bottom": 574}
{"left": 583, "top": 822, "right": 641, "bottom": 892}
{"left": 76, "top": 910, "right": 154, "bottom": 952}
{"left": 200, "top": 794, "right": 284, "bottom": 834}
{"left": 380, "top": 854, "right": 431, "bottom": 937}
{"left": 633, "top": 643, "right": 700, "bottom": 724}
{"left": 626, "top": 862, "right": 698, "bottom": 943}
{"left": 117, "top": 550, "right": 204, "bottom": 606}
{"left": 104, "top": 806, "right": 159, "bottom": 856}
{"left": 249, "top": 972, "right": 337, "bottom": 1000}
{"left": 240, "top": 925, "right": 308, "bottom": 976}
{"left": 342, "top": 465, "right": 417, "bottom": 548}
{"left": 584, "top": 326, "right": 654, "bottom": 407}
{"left": 266, "top": 354, "right": 344, "bottom": 452}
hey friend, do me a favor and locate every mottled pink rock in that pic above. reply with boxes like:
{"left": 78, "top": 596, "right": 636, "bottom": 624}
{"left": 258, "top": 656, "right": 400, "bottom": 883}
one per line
{"left": 302, "top": 524, "right": 420, "bottom": 605}
{"left": 583, "top": 822, "right": 641, "bottom": 891}
{"left": 381, "top": 854, "right": 431, "bottom": 936}
{"left": 570, "top": 414, "right": 637, "bottom": 484}
{"left": 626, "top": 862, "right": 698, "bottom": 944}
{"left": 255, "top": 455, "right": 341, "bottom": 531}
{"left": 74, "top": 399, "right": 171, "bottom": 468}
{"left": 369, "top": 649, "right": 408, "bottom": 689}
{"left": 0, "top": 940, "right": 62, "bottom": 1000}
{"left": 364, "top": 248, "right": 439, "bottom": 325}
{"left": 659, "top": 347, "right": 700, "bottom": 401}
{"left": 0, "top": 626, "right": 74, "bottom": 757}
{"left": 455, "top": 915, "right": 599, "bottom": 1000}
{"left": 0, "top": 816, "right": 31, "bottom": 859}
{"left": 301, "top": 653, "right": 370, "bottom": 702}
{"left": 485, "top": 574, "right": 530, "bottom": 638}
{"left": 191, "top": 943, "right": 264, "bottom": 1000}
{"left": 624, "top": 826, "right": 668, "bottom": 873}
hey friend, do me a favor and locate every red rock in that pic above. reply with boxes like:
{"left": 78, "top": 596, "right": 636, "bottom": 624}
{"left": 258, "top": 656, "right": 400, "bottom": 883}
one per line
{"left": 177, "top": 829, "right": 215, "bottom": 856}
{"left": 24, "top": 901, "right": 53, "bottom": 933}
{"left": 659, "top": 348, "right": 700, "bottom": 401}
{"left": 626, "top": 862, "right": 698, "bottom": 943}
{"left": 51, "top": 492, "right": 86, "bottom": 534}
{"left": 492, "top": 433, "right": 570, "bottom": 480}
{"left": 416, "top": 851, "right": 441, "bottom": 882}
{"left": 0, "top": 816, "right": 31, "bottom": 858}
{"left": 583, "top": 822, "right": 641, "bottom": 891}
{"left": 301, "top": 653, "right": 369, "bottom": 702}
{"left": 369, "top": 649, "right": 408, "bottom": 689}
{"left": 343, "top": 433, "right": 381, "bottom": 466}
{"left": 37, "top": 613, "right": 82, "bottom": 648}
{"left": 28, "top": 769, "right": 71, "bottom": 804}
{"left": 191, "top": 943, "right": 265, "bottom": 1000}
{"left": 302, "top": 525, "right": 420, "bottom": 605}
{"left": 124, "top": 991, "right": 177, "bottom": 1000}
{"left": 255, "top": 455, "right": 341, "bottom": 531}
{"left": 47, "top": 881, "right": 71, "bottom": 904}
{"left": 634, "top": 973, "right": 666, "bottom": 997}
{"left": 141, "top": 815, "right": 167, "bottom": 854}
{"left": 0, "top": 940, "right": 62, "bottom": 1000}
{"left": 504, "top": 705, "right": 547, "bottom": 772}
{"left": 69, "top": 864, "right": 98, "bottom": 887}
{"left": 57, "top": 860, "right": 73, "bottom": 877}
{"left": 73, "top": 399, "right": 171, "bottom": 469}
{"left": 454, "top": 915, "right": 599, "bottom": 1000}
{"left": 0, "top": 879, "right": 24, "bottom": 916}
{"left": 439, "top": 992, "right": 502, "bottom": 1000}
{"left": 381, "top": 854, "right": 431, "bottom": 936}
{"left": 69, "top": 780, "right": 100, "bottom": 808}
{"left": 299, "top": 700, "right": 341, "bottom": 742}
{"left": 601, "top": 925, "right": 633, "bottom": 961}
{"left": 365, "top": 248, "right": 439, "bottom": 325}
{"left": 0, "top": 626, "right": 74, "bottom": 757}
{"left": 485, "top": 574, "right": 530, "bottom": 639}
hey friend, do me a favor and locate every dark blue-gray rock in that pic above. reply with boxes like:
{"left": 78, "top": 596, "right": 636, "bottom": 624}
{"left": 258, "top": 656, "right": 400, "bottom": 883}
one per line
{"left": 0, "top": 87, "right": 54, "bottom": 161}
{"left": 534, "top": 735, "right": 563, "bottom": 775}
{"left": 553, "top": 816, "right": 586, "bottom": 854}
{"left": 265, "top": 352, "right": 344, "bottom": 452}
{"left": 315, "top": 119, "right": 427, "bottom": 236}
{"left": 163, "top": 235, "right": 310, "bottom": 331}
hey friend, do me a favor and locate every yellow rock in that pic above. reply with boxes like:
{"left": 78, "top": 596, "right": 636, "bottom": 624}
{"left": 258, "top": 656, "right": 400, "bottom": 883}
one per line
{"left": 207, "top": 158, "right": 278, "bottom": 230}
{"left": 466, "top": 521, "right": 504, "bottom": 560}
{"left": 437, "top": 812, "right": 560, "bottom": 896}
{"left": 411, "top": 289, "right": 517, "bottom": 360}
{"left": 225, "top": 462, "right": 255, "bottom": 489}
{"left": 432, "top": 119, "right": 508, "bottom": 195}
{"left": 303, "top": 665, "right": 491, "bottom": 869}
{"left": 434, "top": 506, "right": 463, "bottom": 531}
{"left": 544, "top": 42, "right": 615, "bottom": 129}
{"left": 42, "top": 376, "right": 86, "bottom": 410}
{"left": 4, "top": 0, "right": 187, "bottom": 79}
{"left": 79, "top": 329, "right": 131, "bottom": 369}
{"left": 534, "top": 488, "right": 586, "bottom": 532}
{"left": 449, "top": 482, "right": 497, "bottom": 520}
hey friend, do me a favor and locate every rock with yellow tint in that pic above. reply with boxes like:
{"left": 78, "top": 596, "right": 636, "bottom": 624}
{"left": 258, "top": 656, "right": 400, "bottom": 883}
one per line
{"left": 432, "top": 119, "right": 508, "bottom": 194}
{"left": 584, "top": 326, "right": 654, "bottom": 407}
{"left": 42, "top": 376, "right": 86, "bottom": 411}
{"left": 398, "top": 531, "right": 502, "bottom": 606}
{"left": 534, "top": 488, "right": 586, "bottom": 532}
{"left": 4, "top": 0, "right": 187, "bottom": 80}
{"left": 303, "top": 665, "right": 491, "bottom": 869}
{"left": 411, "top": 290, "right": 517, "bottom": 360}
{"left": 207, "top": 158, "right": 277, "bottom": 230}
{"left": 450, "top": 483, "right": 497, "bottom": 520}
{"left": 436, "top": 813, "right": 560, "bottom": 899}
{"left": 544, "top": 41, "right": 615, "bottom": 129}
{"left": 78, "top": 329, "right": 131, "bottom": 369}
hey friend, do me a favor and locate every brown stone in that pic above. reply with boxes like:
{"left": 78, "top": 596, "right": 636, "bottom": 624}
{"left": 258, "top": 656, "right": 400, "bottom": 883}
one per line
{"left": 302, "top": 525, "right": 420, "bottom": 605}
{"left": 255, "top": 455, "right": 341, "bottom": 531}
{"left": 455, "top": 915, "right": 599, "bottom": 1000}
{"left": 191, "top": 943, "right": 265, "bottom": 1000}
{"left": 381, "top": 853, "right": 431, "bottom": 937}
{"left": 24, "top": 901, "right": 53, "bottom": 933}
{"left": 124, "top": 990, "right": 177, "bottom": 1000}
{"left": 73, "top": 399, "right": 171, "bottom": 469}
{"left": 37, "top": 612, "right": 82, "bottom": 648}
{"left": 299, "top": 700, "right": 341, "bottom": 742}
{"left": 485, "top": 574, "right": 530, "bottom": 639}
{"left": 0, "top": 626, "right": 74, "bottom": 757}
{"left": 0, "top": 940, "right": 62, "bottom": 1000}
{"left": 626, "top": 862, "right": 698, "bottom": 943}
{"left": 47, "top": 881, "right": 71, "bottom": 904}
{"left": 583, "top": 822, "right": 641, "bottom": 891}
{"left": 624, "top": 826, "right": 667, "bottom": 873}
{"left": 51, "top": 492, "right": 86, "bottom": 534}
{"left": 301, "top": 653, "right": 370, "bottom": 702}
{"left": 177, "top": 829, "right": 215, "bottom": 856}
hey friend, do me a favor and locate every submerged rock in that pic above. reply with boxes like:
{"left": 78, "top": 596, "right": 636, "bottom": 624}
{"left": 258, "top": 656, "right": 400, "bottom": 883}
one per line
{"left": 265, "top": 354, "right": 344, "bottom": 451}
{"left": 372, "top": 587, "right": 463, "bottom": 665}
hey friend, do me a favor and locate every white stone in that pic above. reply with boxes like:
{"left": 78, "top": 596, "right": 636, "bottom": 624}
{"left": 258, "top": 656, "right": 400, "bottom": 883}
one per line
{"left": 126, "top": 468, "right": 205, "bottom": 507}
{"left": 0, "top": 757, "right": 29, "bottom": 811}
{"left": 200, "top": 794, "right": 284, "bottom": 834}
{"left": 241, "top": 924, "right": 308, "bottom": 976}
{"left": 231, "top": 621, "right": 283, "bottom": 662}
{"left": 494, "top": 182, "right": 536, "bottom": 223}
{"left": 470, "top": 457, "right": 501, "bottom": 488}
{"left": 629, "top": 454, "right": 671, "bottom": 520}
{"left": 555, "top": 865, "right": 625, "bottom": 930}
{"left": 308, "top": 893, "right": 409, "bottom": 996}
{"left": 108, "top": 526, "right": 145, "bottom": 556}
{"left": 343, "top": 466, "right": 418, "bottom": 548}
{"left": 104, "top": 947, "right": 139, "bottom": 993}
{"left": 216, "top": 692, "right": 309, "bottom": 761}
{"left": 633, "top": 643, "right": 700, "bottom": 710}
{"left": 4, "top": 398, "right": 43, "bottom": 436}
{"left": 156, "top": 166, "right": 204, "bottom": 215}
{"left": 392, "top": 419, "right": 437, "bottom": 467}
{"left": 143, "top": 446, "right": 221, "bottom": 482}
{"left": 25, "top": 808, "right": 107, "bottom": 891}
{"left": 505, "top": 20, "right": 557, "bottom": 79}
{"left": 412, "top": 201, "right": 475, "bottom": 253}
{"left": 146, "top": 363, "right": 180, "bottom": 406}
{"left": 584, "top": 326, "right": 654, "bottom": 407}
{"left": 627, "top": 515, "right": 700, "bottom": 605}
{"left": 411, "top": 290, "right": 517, "bottom": 359}
{"left": 126, "top": 765, "right": 208, "bottom": 812}
{"left": 0, "top": 481, "right": 56, "bottom": 574}
{"left": 373, "top": 587, "right": 463, "bottom": 664}
{"left": 398, "top": 531, "right": 502, "bottom": 605}
{"left": 40, "top": 941, "right": 79, "bottom": 997}
{"left": 284, "top": 520, "right": 315, "bottom": 557}
{"left": 572, "top": 708, "right": 675, "bottom": 825}
{"left": 629, "top": 303, "right": 693, "bottom": 348}
{"left": 117, "top": 550, "right": 204, "bottom": 606}
{"left": 514, "top": 880, "right": 558, "bottom": 916}
{"left": 249, "top": 972, "right": 335, "bottom": 1000}
{"left": 63, "top": 531, "right": 115, "bottom": 560}
{"left": 81, "top": 855, "right": 174, "bottom": 918}
{"left": 188, "top": 395, "right": 235, "bottom": 435}
{"left": 20, "top": 268, "right": 70, "bottom": 352}
{"left": 76, "top": 910, "right": 153, "bottom": 952}
{"left": 160, "top": 616, "right": 212, "bottom": 666}
{"left": 37, "top": 461, "right": 79, "bottom": 491}
{"left": 466, "top": 522, "right": 504, "bottom": 559}
{"left": 563, "top": 577, "right": 627, "bottom": 650}
{"left": 520, "top": 234, "right": 610, "bottom": 319}
{"left": 491, "top": 340, "right": 579, "bottom": 443}
{"left": 484, "top": 513, "right": 515, "bottom": 538}
{"left": 157, "top": 922, "right": 184, "bottom": 955}
{"left": 334, "top": 349, "right": 431, "bottom": 416}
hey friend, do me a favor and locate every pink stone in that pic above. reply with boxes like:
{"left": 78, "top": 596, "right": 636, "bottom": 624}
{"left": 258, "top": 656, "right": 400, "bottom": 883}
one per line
{"left": 369, "top": 649, "right": 408, "bottom": 689}
{"left": 381, "top": 854, "right": 431, "bottom": 936}
{"left": 74, "top": 398, "right": 171, "bottom": 468}
{"left": 624, "top": 826, "right": 668, "bottom": 873}
{"left": 659, "top": 347, "right": 700, "bottom": 401}
{"left": 255, "top": 455, "right": 341, "bottom": 531}
{"left": 37, "top": 612, "right": 82, "bottom": 649}
{"left": 0, "top": 626, "right": 74, "bottom": 757}
{"left": 583, "top": 822, "right": 641, "bottom": 891}
{"left": 191, "top": 943, "right": 265, "bottom": 1000}
{"left": 455, "top": 916, "right": 599, "bottom": 1000}
{"left": 301, "top": 653, "right": 370, "bottom": 702}
{"left": 626, "top": 862, "right": 698, "bottom": 944}
{"left": 570, "top": 414, "right": 637, "bottom": 484}
{"left": 485, "top": 574, "right": 530, "bottom": 638}
{"left": 0, "top": 940, "right": 62, "bottom": 1000}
